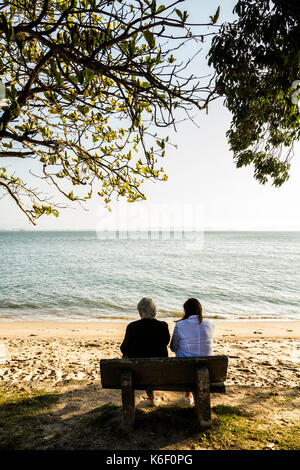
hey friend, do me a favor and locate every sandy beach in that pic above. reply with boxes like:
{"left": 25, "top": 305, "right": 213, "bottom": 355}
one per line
{"left": 0, "top": 320, "right": 299, "bottom": 388}
{"left": 0, "top": 320, "right": 299, "bottom": 450}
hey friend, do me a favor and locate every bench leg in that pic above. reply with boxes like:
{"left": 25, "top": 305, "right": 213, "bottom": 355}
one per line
{"left": 121, "top": 371, "right": 135, "bottom": 431}
{"left": 194, "top": 366, "right": 211, "bottom": 430}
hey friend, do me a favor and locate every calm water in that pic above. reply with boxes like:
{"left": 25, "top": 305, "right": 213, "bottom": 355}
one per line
{"left": 0, "top": 231, "right": 299, "bottom": 321}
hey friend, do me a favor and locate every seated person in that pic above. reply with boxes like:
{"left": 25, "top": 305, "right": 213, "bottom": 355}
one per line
{"left": 120, "top": 297, "right": 170, "bottom": 405}
{"left": 170, "top": 298, "right": 214, "bottom": 405}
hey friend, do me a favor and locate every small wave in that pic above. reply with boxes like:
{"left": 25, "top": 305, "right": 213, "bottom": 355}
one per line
{"left": 95, "top": 315, "right": 131, "bottom": 320}
{"left": 205, "top": 313, "right": 232, "bottom": 319}
{"left": 158, "top": 309, "right": 183, "bottom": 317}
{"left": 0, "top": 301, "right": 40, "bottom": 310}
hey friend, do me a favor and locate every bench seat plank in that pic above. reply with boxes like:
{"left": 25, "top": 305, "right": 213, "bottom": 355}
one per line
{"left": 100, "top": 355, "right": 228, "bottom": 389}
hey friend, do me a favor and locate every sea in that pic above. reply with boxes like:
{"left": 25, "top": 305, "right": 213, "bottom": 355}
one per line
{"left": 0, "top": 230, "right": 299, "bottom": 321}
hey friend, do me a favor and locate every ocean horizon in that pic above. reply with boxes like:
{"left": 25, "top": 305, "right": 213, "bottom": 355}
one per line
{"left": 1, "top": 230, "right": 299, "bottom": 322}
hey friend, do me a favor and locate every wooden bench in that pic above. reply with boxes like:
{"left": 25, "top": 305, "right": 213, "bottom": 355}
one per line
{"left": 100, "top": 355, "right": 228, "bottom": 431}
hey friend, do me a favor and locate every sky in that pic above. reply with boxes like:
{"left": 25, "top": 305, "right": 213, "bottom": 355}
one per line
{"left": 1, "top": 0, "right": 300, "bottom": 231}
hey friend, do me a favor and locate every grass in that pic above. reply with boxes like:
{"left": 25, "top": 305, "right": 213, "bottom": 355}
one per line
{"left": 194, "top": 404, "right": 300, "bottom": 450}
{"left": 0, "top": 388, "right": 59, "bottom": 450}
{"left": 87, "top": 402, "right": 300, "bottom": 450}
{"left": 0, "top": 388, "right": 299, "bottom": 450}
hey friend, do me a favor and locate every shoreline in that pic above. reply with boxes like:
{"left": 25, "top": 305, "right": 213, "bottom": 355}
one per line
{"left": 1, "top": 317, "right": 299, "bottom": 321}
{"left": 0, "top": 320, "right": 299, "bottom": 339}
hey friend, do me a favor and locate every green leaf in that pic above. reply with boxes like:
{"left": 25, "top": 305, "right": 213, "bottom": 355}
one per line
{"left": 143, "top": 30, "right": 155, "bottom": 48}
{"left": 175, "top": 9, "right": 183, "bottom": 20}
{"left": 156, "top": 5, "right": 165, "bottom": 14}
{"left": 210, "top": 6, "right": 220, "bottom": 24}
{"left": 151, "top": 0, "right": 156, "bottom": 16}
{"left": 156, "top": 139, "right": 165, "bottom": 149}
{"left": 182, "top": 11, "right": 189, "bottom": 22}
{"left": 84, "top": 68, "right": 94, "bottom": 84}
{"left": 69, "top": 75, "right": 78, "bottom": 85}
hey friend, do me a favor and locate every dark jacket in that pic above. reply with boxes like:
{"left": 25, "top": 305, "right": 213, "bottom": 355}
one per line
{"left": 120, "top": 318, "right": 170, "bottom": 358}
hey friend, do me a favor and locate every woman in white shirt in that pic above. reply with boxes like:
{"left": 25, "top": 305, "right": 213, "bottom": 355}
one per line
{"left": 170, "top": 298, "right": 215, "bottom": 405}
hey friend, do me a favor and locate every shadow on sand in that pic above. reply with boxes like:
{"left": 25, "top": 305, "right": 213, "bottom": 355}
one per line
{"left": 0, "top": 382, "right": 298, "bottom": 450}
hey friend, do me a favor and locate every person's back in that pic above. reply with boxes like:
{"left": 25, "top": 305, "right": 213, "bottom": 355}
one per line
{"left": 170, "top": 316, "right": 214, "bottom": 357}
{"left": 121, "top": 317, "right": 169, "bottom": 358}
{"left": 120, "top": 297, "right": 170, "bottom": 406}
{"left": 170, "top": 298, "right": 214, "bottom": 405}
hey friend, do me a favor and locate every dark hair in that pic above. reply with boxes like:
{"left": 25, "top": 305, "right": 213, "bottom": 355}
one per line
{"left": 177, "top": 298, "right": 203, "bottom": 323}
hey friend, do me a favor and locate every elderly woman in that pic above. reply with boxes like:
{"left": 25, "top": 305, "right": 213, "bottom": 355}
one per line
{"left": 120, "top": 297, "right": 170, "bottom": 405}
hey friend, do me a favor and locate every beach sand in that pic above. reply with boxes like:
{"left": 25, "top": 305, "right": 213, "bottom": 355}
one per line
{"left": 1, "top": 320, "right": 299, "bottom": 388}
{"left": 0, "top": 320, "right": 299, "bottom": 450}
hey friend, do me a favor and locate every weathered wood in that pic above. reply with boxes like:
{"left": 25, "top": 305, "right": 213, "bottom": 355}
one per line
{"left": 194, "top": 366, "right": 211, "bottom": 430}
{"left": 100, "top": 356, "right": 228, "bottom": 430}
{"left": 102, "top": 382, "right": 226, "bottom": 393}
{"left": 121, "top": 371, "right": 135, "bottom": 432}
{"left": 100, "top": 356, "right": 228, "bottom": 390}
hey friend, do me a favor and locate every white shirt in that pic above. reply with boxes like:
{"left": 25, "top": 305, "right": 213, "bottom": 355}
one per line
{"left": 170, "top": 316, "right": 214, "bottom": 357}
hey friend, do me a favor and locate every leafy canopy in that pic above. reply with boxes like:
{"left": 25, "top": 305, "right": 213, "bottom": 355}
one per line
{"left": 0, "top": 0, "right": 219, "bottom": 224}
{"left": 208, "top": 0, "right": 300, "bottom": 186}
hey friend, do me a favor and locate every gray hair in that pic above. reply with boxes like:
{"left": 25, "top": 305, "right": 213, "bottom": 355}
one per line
{"left": 137, "top": 297, "right": 156, "bottom": 319}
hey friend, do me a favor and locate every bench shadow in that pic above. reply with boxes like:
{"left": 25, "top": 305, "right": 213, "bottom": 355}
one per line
{"left": 0, "top": 383, "right": 205, "bottom": 450}
{"left": 2, "top": 383, "right": 297, "bottom": 450}
{"left": 42, "top": 387, "right": 202, "bottom": 450}
{"left": 58, "top": 401, "right": 200, "bottom": 450}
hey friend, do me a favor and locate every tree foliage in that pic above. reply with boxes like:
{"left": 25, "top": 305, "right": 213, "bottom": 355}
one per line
{"left": 208, "top": 0, "right": 300, "bottom": 186}
{"left": 0, "top": 0, "right": 218, "bottom": 224}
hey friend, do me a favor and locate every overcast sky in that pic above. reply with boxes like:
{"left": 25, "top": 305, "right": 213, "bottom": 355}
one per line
{"left": 1, "top": 0, "right": 299, "bottom": 231}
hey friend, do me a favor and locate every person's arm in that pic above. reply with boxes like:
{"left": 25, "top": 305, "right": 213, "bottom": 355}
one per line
{"left": 211, "top": 321, "right": 215, "bottom": 354}
{"left": 170, "top": 324, "right": 179, "bottom": 353}
{"left": 162, "top": 321, "right": 170, "bottom": 346}
{"left": 120, "top": 324, "right": 131, "bottom": 357}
